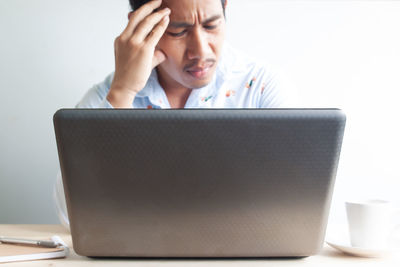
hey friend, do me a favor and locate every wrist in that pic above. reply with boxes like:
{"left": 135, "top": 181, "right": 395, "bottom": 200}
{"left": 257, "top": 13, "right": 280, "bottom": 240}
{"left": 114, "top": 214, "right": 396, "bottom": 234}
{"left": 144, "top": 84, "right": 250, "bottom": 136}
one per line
{"left": 106, "top": 87, "right": 137, "bottom": 108}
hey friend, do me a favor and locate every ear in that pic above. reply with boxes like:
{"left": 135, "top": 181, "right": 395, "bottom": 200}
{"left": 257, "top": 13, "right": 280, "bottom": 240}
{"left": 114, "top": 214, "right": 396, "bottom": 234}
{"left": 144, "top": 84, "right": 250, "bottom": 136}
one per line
{"left": 224, "top": 0, "right": 228, "bottom": 9}
{"left": 128, "top": 12, "right": 133, "bottom": 20}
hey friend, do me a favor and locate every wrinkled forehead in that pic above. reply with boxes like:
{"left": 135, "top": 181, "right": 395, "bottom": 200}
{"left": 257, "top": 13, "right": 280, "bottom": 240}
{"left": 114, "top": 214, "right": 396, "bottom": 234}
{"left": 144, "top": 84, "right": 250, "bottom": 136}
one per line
{"left": 160, "top": 0, "right": 224, "bottom": 22}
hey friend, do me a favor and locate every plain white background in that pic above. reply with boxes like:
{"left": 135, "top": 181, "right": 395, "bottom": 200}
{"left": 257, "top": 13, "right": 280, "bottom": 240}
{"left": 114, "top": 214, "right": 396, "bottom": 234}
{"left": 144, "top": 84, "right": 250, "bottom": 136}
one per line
{"left": 0, "top": 0, "right": 399, "bottom": 232}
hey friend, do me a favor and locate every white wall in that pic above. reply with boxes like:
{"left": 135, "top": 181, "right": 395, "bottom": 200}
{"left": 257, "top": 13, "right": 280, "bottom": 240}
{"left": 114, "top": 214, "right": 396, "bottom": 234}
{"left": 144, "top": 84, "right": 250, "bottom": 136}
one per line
{"left": 0, "top": 0, "right": 127, "bottom": 223}
{"left": 1, "top": 0, "right": 399, "bottom": 227}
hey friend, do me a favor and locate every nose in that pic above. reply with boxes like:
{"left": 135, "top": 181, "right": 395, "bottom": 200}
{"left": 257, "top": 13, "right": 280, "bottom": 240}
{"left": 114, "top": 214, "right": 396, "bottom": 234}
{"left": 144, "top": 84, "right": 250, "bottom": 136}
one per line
{"left": 186, "top": 27, "right": 212, "bottom": 61}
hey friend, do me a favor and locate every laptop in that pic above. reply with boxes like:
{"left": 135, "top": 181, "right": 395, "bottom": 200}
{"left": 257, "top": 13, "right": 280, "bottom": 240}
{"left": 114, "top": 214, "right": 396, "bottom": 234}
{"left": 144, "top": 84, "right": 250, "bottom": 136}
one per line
{"left": 53, "top": 108, "right": 346, "bottom": 257}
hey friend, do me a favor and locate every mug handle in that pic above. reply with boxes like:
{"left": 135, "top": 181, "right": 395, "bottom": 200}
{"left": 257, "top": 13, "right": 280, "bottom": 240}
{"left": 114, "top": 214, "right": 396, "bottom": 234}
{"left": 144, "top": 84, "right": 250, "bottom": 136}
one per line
{"left": 389, "top": 208, "right": 400, "bottom": 242}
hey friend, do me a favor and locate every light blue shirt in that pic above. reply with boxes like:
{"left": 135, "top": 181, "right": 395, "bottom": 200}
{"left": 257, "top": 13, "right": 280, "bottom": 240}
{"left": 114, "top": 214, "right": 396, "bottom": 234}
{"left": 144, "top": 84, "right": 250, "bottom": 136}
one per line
{"left": 76, "top": 44, "right": 295, "bottom": 109}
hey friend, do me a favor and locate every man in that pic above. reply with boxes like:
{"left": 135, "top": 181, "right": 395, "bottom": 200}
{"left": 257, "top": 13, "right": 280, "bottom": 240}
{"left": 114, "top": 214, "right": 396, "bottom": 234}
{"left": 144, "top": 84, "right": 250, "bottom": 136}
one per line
{"left": 55, "top": 0, "right": 295, "bottom": 228}
{"left": 76, "top": 0, "right": 294, "bottom": 110}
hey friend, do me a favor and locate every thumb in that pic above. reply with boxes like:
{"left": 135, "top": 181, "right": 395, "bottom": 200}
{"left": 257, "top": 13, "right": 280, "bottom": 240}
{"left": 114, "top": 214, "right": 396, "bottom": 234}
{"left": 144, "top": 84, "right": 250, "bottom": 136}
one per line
{"left": 152, "top": 49, "right": 167, "bottom": 68}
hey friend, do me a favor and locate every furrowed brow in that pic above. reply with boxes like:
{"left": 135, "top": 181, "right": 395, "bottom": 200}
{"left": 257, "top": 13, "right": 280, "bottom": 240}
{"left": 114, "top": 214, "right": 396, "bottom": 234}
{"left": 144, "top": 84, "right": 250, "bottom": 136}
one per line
{"left": 169, "top": 21, "right": 194, "bottom": 28}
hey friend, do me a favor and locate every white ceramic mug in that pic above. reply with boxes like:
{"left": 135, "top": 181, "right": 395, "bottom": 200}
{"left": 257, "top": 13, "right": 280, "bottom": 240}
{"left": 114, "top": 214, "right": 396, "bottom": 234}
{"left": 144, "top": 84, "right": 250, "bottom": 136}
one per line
{"left": 345, "top": 199, "right": 400, "bottom": 249}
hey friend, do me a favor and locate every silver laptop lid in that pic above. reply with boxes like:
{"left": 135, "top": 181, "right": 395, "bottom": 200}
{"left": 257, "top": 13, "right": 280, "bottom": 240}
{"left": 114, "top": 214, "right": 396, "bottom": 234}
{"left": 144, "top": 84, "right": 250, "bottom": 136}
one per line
{"left": 54, "top": 109, "right": 346, "bottom": 257}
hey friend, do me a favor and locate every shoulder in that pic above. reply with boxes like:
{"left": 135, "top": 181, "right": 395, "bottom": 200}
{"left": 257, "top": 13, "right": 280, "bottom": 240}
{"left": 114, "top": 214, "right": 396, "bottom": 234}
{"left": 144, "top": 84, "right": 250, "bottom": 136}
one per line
{"left": 76, "top": 72, "right": 115, "bottom": 108}
{"left": 218, "top": 44, "right": 299, "bottom": 108}
{"left": 94, "top": 72, "right": 115, "bottom": 96}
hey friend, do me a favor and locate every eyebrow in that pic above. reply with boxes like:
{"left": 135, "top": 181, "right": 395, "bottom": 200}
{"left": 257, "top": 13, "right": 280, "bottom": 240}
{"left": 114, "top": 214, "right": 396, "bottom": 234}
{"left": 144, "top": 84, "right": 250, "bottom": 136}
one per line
{"left": 168, "top": 15, "right": 222, "bottom": 28}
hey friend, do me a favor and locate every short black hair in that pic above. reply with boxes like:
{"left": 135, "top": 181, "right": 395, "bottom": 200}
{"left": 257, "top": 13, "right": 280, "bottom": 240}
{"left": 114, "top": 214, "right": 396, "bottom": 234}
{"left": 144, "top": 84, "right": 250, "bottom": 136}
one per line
{"left": 129, "top": 0, "right": 226, "bottom": 16}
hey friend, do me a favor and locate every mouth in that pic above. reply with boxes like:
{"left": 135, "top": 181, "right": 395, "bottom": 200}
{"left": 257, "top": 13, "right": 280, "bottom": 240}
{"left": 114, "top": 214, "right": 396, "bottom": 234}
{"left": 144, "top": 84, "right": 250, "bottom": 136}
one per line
{"left": 185, "top": 63, "right": 215, "bottom": 79}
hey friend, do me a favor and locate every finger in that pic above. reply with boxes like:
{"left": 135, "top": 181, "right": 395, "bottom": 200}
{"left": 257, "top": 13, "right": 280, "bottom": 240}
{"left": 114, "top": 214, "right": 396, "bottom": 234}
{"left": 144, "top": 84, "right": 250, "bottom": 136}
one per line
{"left": 152, "top": 49, "right": 167, "bottom": 68}
{"left": 133, "top": 8, "right": 170, "bottom": 43}
{"left": 121, "top": 0, "right": 163, "bottom": 38}
{"left": 147, "top": 15, "right": 169, "bottom": 47}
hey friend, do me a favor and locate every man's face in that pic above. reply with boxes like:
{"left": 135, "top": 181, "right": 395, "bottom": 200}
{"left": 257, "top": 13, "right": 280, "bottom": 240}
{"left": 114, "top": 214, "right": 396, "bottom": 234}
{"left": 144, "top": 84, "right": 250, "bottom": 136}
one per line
{"left": 156, "top": 0, "right": 226, "bottom": 90}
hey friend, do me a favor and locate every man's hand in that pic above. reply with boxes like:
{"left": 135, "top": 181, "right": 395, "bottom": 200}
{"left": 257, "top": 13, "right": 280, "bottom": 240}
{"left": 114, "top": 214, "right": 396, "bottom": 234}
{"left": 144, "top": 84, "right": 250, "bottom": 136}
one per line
{"left": 107, "top": 0, "right": 170, "bottom": 108}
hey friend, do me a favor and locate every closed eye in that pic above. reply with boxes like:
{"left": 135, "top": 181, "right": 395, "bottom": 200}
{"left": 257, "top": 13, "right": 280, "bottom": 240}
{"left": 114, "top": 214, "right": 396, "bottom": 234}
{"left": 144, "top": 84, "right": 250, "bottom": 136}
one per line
{"left": 204, "top": 25, "right": 218, "bottom": 30}
{"left": 167, "top": 30, "right": 187, "bottom": 37}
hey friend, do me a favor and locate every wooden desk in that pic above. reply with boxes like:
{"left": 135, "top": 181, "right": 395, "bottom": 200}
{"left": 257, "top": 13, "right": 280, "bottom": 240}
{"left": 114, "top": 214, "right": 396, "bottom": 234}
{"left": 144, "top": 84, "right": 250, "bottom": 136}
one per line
{"left": 1, "top": 225, "right": 399, "bottom": 266}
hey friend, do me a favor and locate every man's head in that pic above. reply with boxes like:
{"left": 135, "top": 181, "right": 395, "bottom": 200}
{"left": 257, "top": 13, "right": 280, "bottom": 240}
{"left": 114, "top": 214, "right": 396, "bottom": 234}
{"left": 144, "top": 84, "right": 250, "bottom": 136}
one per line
{"left": 129, "top": 0, "right": 227, "bottom": 90}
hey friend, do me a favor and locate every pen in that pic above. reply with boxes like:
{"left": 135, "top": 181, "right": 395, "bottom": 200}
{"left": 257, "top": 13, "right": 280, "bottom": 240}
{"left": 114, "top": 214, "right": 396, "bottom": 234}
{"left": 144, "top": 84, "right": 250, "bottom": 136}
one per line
{"left": 0, "top": 236, "right": 58, "bottom": 248}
